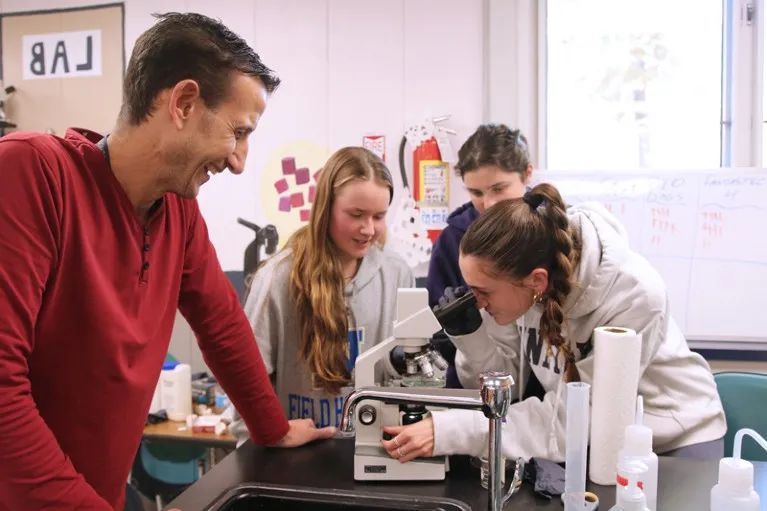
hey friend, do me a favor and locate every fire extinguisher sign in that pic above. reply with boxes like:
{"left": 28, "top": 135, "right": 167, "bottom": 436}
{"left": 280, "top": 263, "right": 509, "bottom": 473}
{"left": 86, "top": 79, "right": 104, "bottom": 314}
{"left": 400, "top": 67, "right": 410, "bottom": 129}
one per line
{"left": 362, "top": 135, "right": 386, "bottom": 161}
{"left": 418, "top": 160, "right": 449, "bottom": 205}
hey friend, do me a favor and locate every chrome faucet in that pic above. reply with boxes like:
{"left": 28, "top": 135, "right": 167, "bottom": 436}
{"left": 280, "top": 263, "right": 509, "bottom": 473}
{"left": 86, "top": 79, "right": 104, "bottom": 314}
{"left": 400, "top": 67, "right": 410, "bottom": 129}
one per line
{"left": 479, "top": 372, "right": 516, "bottom": 511}
{"left": 340, "top": 371, "right": 520, "bottom": 511}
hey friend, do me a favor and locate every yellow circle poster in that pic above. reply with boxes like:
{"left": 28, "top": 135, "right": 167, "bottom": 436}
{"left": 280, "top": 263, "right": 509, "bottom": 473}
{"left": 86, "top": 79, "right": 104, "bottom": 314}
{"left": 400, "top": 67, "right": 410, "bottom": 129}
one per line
{"left": 259, "top": 140, "right": 330, "bottom": 248}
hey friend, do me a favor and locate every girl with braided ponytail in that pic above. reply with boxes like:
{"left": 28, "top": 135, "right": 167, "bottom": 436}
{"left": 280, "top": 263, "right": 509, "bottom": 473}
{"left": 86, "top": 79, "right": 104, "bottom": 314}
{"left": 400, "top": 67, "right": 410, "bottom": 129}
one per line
{"left": 230, "top": 147, "right": 414, "bottom": 442}
{"left": 382, "top": 183, "right": 725, "bottom": 465}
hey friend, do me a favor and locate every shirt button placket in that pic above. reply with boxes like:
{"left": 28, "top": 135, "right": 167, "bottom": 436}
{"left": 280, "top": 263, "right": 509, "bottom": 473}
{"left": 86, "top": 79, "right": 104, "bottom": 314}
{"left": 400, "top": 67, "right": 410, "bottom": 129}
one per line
{"left": 140, "top": 227, "right": 151, "bottom": 283}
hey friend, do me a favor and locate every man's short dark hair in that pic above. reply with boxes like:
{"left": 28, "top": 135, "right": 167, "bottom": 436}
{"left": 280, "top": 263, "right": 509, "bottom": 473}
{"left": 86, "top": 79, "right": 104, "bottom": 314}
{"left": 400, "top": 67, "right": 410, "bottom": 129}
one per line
{"left": 120, "top": 12, "right": 280, "bottom": 125}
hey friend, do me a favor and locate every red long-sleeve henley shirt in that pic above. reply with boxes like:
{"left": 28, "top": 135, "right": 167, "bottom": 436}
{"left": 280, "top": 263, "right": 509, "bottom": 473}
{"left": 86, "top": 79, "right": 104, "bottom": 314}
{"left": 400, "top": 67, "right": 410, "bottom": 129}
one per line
{"left": 0, "top": 128, "right": 288, "bottom": 510}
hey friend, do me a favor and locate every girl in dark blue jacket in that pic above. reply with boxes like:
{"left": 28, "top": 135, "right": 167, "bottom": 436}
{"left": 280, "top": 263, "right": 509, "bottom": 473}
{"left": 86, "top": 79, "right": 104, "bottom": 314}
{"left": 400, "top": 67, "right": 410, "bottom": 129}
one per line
{"left": 427, "top": 124, "right": 533, "bottom": 386}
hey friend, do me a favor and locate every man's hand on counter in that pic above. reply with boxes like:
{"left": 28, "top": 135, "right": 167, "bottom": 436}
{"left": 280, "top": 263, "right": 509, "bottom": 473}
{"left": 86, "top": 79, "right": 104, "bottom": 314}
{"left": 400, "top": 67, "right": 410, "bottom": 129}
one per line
{"left": 271, "top": 418, "right": 337, "bottom": 447}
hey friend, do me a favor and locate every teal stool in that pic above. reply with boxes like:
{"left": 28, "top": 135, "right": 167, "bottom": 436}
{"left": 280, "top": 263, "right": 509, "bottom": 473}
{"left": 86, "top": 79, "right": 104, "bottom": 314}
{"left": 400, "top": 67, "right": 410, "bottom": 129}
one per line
{"left": 714, "top": 371, "right": 767, "bottom": 461}
{"left": 132, "top": 441, "right": 207, "bottom": 509}
{"left": 141, "top": 441, "right": 205, "bottom": 484}
{"left": 134, "top": 352, "right": 206, "bottom": 508}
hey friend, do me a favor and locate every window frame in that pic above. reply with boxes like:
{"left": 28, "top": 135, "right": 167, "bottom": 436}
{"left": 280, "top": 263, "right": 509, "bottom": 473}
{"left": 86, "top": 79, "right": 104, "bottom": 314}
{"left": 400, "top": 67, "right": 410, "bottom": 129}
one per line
{"left": 485, "top": 0, "right": 765, "bottom": 169}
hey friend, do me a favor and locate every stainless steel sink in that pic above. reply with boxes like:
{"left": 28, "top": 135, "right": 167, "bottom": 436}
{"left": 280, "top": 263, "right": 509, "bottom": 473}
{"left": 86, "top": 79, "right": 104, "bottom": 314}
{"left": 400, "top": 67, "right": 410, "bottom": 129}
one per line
{"left": 206, "top": 482, "right": 472, "bottom": 511}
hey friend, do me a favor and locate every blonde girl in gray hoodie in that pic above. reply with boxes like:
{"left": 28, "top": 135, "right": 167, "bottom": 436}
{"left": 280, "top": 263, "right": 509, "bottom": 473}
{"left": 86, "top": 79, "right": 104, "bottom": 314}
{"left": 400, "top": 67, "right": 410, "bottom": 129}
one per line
{"left": 231, "top": 147, "right": 413, "bottom": 441}
{"left": 381, "top": 183, "right": 725, "bottom": 464}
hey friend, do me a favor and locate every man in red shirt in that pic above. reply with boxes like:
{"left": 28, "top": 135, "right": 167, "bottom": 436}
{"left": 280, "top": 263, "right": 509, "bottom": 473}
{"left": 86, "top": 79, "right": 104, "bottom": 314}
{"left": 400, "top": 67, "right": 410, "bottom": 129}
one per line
{"left": 0, "top": 12, "right": 335, "bottom": 510}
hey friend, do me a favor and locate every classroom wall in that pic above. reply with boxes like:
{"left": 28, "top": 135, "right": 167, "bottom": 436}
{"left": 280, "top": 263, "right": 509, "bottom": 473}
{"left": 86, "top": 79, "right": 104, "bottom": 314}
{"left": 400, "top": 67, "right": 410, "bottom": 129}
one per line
{"left": 0, "top": 0, "right": 489, "bottom": 273}
{"left": 3, "top": 1, "right": 763, "bottom": 369}
{"left": 0, "top": 0, "right": 550, "bottom": 372}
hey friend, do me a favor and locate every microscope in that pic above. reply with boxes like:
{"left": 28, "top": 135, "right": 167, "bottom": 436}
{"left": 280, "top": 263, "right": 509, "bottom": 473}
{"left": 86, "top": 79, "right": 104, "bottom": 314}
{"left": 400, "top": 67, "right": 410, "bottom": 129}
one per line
{"left": 236, "top": 218, "right": 278, "bottom": 300}
{"left": 350, "top": 288, "right": 471, "bottom": 481}
{"left": 344, "top": 289, "right": 522, "bottom": 509}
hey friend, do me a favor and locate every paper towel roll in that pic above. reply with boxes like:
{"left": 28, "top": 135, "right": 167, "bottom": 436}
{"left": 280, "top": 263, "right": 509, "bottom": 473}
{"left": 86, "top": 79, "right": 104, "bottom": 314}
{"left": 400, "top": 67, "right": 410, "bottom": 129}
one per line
{"left": 588, "top": 326, "right": 641, "bottom": 485}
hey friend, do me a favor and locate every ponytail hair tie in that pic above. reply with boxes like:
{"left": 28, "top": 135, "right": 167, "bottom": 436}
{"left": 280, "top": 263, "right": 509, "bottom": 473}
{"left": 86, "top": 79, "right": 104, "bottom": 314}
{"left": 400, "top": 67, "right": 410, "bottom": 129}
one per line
{"left": 523, "top": 190, "right": 545, "bottom": 210}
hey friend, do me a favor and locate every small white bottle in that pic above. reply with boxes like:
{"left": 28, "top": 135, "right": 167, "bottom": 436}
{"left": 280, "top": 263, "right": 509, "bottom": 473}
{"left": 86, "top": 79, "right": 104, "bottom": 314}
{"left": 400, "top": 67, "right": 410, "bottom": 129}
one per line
{"left": 609, "top": 463, "right": 650, "bottom": 511}
{"left": 148, "top": 377, "right": 163, "bottom": 414}
{"left": 617, "top": 424, "right": 658, "bottom": 511}
{"left": 160, "top": 361, "right": 192, "bottom": 421}
{"left": 710, "top": 457, "right": 760, "bottom": 511}
{"left": 621, "top": 473, "right": 651, "bottom": 511}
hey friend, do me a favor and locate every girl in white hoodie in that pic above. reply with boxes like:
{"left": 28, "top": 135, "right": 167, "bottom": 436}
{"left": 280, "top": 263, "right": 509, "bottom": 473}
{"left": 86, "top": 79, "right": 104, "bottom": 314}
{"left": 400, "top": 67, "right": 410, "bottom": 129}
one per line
{"left": 382, "top": 183, "right": 725, "bottom": 464}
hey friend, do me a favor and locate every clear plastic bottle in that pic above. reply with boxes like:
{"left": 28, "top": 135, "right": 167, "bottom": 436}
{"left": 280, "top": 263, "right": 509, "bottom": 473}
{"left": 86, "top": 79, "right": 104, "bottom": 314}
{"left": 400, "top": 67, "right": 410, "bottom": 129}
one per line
{"left": 160, "top": 361, "right": 192, "bottom": 421}
{"left": 710, "top": 428, "right": 765, "bottom": 511}
{"left": 613, "top": 396, "right": 658, "bottom": 511}
{"left": 710, "top": 458, "right": 760, "bottom": 511}
{"left": 617, "top": 424, "right": 658, "bottom": 511}
{"left": 148, "top": 377, "right": 162, "bottom": 414}
{"left": 621, "top": 475, "right": 650, "bottom": 511}
{"left": 610, "top": 461, "right": 650, "bottom": 511}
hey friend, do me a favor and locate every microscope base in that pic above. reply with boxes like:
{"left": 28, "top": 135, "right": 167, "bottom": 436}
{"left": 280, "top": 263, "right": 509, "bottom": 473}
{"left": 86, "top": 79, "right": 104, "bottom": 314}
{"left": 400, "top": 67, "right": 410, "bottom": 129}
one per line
{"left": 353, "top": 446, "right": 448, "bottom": 481}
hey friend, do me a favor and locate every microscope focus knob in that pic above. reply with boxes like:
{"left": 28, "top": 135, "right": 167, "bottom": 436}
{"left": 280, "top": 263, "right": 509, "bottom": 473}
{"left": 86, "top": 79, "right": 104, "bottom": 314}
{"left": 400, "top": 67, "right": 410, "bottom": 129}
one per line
{"left": 358, "top": 405, "right": 377, "bottom": 426}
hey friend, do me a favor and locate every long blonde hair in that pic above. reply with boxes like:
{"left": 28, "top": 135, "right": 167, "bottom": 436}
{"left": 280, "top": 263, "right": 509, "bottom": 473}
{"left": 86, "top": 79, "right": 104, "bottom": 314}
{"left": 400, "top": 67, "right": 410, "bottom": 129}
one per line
{"left": 287, "top": 146, "right": 393, "bottom": 393}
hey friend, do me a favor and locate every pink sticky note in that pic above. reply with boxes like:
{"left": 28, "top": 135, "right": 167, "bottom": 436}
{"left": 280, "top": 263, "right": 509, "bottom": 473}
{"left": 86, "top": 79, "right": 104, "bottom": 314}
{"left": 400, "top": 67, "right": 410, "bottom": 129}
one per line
{"left": 300, "top": 209, "right": 311, "bottom": 222}
{"left": 308, "top": 186, "right": 316, "bottom": 203}
{"left": 313, "top": 170, "right": 321, "bottom": 182}
{"left": 290, "top": 192, "right": 304, "bottom": 208}
{"left": 278, "top": 196, "right": 291, "bottom": 212}
{"left": 282, "top": 157, "right": 296, "bottom": 175}
{"left": 295, "top": 167, "right": 310, "bottom": 185}
{"left": 274, "top": 178, "right": 288, "bottom": 194}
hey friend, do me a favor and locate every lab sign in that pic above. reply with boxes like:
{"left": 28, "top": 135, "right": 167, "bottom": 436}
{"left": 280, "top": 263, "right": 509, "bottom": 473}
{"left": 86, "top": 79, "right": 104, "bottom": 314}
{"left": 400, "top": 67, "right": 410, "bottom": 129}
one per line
{"left": 22, "top": 30, "right": 102, "bottom": 80}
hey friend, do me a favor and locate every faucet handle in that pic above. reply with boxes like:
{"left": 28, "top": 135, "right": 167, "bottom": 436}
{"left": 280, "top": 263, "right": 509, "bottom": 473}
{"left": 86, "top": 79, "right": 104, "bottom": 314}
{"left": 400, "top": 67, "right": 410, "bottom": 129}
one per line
{"left": 479, "top": 371, "right": 514, "bottom": 419}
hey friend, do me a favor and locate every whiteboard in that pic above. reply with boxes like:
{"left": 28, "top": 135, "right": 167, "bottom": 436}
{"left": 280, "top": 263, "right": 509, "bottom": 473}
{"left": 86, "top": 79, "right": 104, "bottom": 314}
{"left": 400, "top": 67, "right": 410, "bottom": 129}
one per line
{"left": 535, "top": 168, "right": 767, "bottom": 349}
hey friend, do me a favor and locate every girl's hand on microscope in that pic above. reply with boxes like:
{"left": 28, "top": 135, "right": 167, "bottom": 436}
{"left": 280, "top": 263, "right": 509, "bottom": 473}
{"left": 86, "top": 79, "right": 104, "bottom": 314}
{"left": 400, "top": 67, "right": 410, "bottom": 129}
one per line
{"left": 381, "top": 418, "right": 435, "bottom": 463}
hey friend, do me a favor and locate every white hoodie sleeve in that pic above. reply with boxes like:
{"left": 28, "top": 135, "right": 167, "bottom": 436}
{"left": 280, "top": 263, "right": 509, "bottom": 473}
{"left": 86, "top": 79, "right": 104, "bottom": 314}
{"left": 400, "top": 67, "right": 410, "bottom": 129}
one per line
{"left": 451, "top": 311, "right": 521, "bottom": 389}
{"left": 433, "top": 293, "right": 670, "bottom": 462}
{"left": 435, "top": 310, "right": 568, "bottom": 461}
{"left": 431, "top": 382, "right": 567, "bottom": 461}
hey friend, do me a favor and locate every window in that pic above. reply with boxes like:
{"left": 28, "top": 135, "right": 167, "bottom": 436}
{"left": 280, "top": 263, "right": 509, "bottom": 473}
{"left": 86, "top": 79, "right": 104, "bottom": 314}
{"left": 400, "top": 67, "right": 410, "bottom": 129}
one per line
{"left": 545, "top": 0, "right": 761, "bottom": 169}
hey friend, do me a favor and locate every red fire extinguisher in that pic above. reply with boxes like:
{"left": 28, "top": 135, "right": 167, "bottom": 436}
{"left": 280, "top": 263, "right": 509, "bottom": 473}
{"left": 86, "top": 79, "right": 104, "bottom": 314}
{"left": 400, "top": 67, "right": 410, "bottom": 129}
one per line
{"left": 399, "top": 116, "right": 455, "bottom": 244}
{"left": 412, "top": 137, "right": 442, "bottom": 204}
